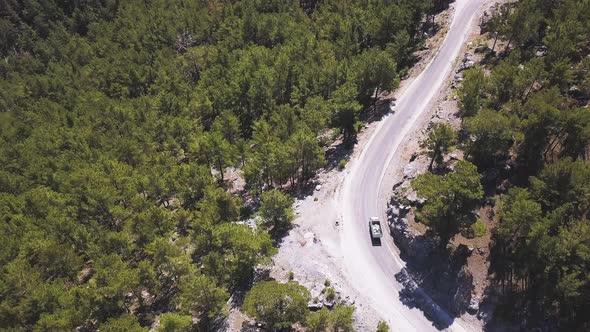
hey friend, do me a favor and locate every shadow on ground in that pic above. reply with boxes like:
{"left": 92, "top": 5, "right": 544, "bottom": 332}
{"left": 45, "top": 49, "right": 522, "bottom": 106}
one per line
{"left": 389, "top": 208, "right": 475, "bottom": 330}
{"left": 324, "top": 97, "right": 396, "bottom": 172}
{"left": 358, "top": 97, "right": 396, "bottom": 124}
{"left": 371, "top": 237, "right": 382, "bottom": 246}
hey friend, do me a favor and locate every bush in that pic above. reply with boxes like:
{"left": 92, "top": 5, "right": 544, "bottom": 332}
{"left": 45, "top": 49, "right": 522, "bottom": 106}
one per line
{"left": 325, "top": 287, "right": 336, "bottom": 302}
{"left": 243, "top": 281, "right": 310, "bottom": 330}
{"left": 306, "top": 306, "right": 355, "bottom": 332}
{"left": 288, "top": 271, "right": 295, "bottom": 281}
{"left": 377, "top": 320, "right": 390, "bottom": 332}
{"left": 257, "top": 189, "right": 295, "bottom": 236}
{"left": 306, "top": 307, "right": 330, "bottom": 332}
{"left": 470, "top": 218, "right": 487, "bottom": 238}
{"left": 354, "top": 121, "right": 364, "bottom": 134}
{"left": 338, "top": 159, "right": 347, "bottom": 170}
{"left": 158, "top": 313, "right": 192, "bottom": 332}
{"left": 99, "top": 315, "right": 145, "bottom": 332}
{"left": 331, "top": 128, "right": 342, "bottom": 141}
{"left": 324, "top": 279, "right": 331, "bottom": 287}
{"left": 331, "top": 305, "right": 355, "bottom": 332}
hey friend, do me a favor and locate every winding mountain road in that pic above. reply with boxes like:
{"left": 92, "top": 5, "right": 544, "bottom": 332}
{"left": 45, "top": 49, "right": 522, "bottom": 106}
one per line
{"left": 339, "top": 0, "right": 488, "bottom": 330}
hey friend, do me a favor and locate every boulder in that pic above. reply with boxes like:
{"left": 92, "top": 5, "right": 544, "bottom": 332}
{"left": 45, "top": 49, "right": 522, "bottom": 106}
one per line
{"left": 323, "top": 299, "right": 335, "bottom": 309}
{"left": 403, "top": 164, "right": 418, "bottom": 179}
{"left": 467, "top": 298, "right": 480, "bottom": 315}
{"left": 308, "top": 301, "right": 324, "bottom": 312}
{"left": 405, "top": 189, "right": 417, "bottom": 202}
{"left": 457, "top": 53, "right": 475, "bottom": 71}
{"left": 391, "top": 217, "right": 435, "bottom": 266}
{"left": 406, "top": 189, "right": 425, "bottom": 205}
{"left": 389, "top": 205, "right": 400, "bottom": 217}
{"left": 463, "top": 60, "right": 475, "bottom": 70}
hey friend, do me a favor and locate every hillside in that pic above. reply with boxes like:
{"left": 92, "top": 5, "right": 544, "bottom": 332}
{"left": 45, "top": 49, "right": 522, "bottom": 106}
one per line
{"left": 0, "top": 0, "right": 442, "bottom": 330}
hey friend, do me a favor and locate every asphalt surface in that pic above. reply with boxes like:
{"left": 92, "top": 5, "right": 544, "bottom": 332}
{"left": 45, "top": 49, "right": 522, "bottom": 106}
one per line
{"left": 339, "top": 0, "right": 488, "bottom": 330}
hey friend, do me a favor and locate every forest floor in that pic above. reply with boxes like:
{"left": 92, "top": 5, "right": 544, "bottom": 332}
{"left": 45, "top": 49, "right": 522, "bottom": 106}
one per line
{"left": 226, "top": 1, "right": 500, "bottom": 331}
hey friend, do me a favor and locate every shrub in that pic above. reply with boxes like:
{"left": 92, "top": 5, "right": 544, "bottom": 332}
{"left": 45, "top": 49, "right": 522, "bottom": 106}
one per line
{"left": 306, "top": 307, "right": 330, "bottom": 332}
{"left": 354, "top": 121, "right": 364, "bottom": 134}
{"left": 338, "top": 159, "right": 347, "bottom": 170}
{"left": 470, "top": 218, "right": 487, "bottom": 238}
{"left": 305, "top": 305, "right": 355, "bottom": 332}
{"left": 331, "top": 128, "right": 342, "bottom": 141}
{"left": 324, "top": 279, "right": 331, "bottom": 287}
{"left": 158, "top": 313, "right": 192, "bottom": 332}
{"left": 243, "top": 281, "right": 310, "bottom": 329}
{"left": 331, "top": 305, "right": 355, "bottom": 332}
{"left": 377, "top": 320, "right": 390, "bottom": 332}
{"left": 257, "top": 189, "right": 295, "bottom": 236}
{"left": 325, "top": 287, "right": 336, "bottom": 302}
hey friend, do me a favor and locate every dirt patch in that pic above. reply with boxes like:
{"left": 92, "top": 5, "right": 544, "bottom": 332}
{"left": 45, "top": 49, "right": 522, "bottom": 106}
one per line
{"left": 450, "top": 205, "right": 496, "bottom": 299}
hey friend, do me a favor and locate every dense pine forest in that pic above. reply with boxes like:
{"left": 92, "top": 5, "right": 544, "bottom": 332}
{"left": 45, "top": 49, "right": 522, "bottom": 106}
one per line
{"left": 457, "top": 0, "right": 590, "bottom": 329}
{"left": 0, "top": 0, "right": 442, "bottom": 330}
{"left": 3, "top": 0, "right": 588, "bottom": 330}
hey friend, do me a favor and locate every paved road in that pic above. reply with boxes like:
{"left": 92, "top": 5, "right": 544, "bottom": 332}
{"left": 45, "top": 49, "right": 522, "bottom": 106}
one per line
{"left": 339, "top": 0, "right": 487, "bottom": 330}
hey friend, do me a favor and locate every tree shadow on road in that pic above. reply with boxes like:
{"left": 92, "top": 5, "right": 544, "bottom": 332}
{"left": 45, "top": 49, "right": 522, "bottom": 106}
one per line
{"left": 358, "top": 97, "right": 396, "bottom": 125}
{"left": 323, "top": 97, "right": 395, "bottom": 173}
{"left": 395, "top": 246, "right": 474, "bottom": 330}
{"left": 389, "top": 211, "right": 475, "bottom": 330}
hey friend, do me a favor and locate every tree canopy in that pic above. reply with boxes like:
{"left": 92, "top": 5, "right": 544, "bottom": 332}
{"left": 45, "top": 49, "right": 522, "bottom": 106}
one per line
{"left": 412, "top": 160, "right": 483, "bottom": 245}
{"left": 242, "top": 281, "right": 311, "bottom": 330}
{"left": 425, "top": 122, "right": 456, "bottom": 171}
{"left": 0, "top": 0, "right": 441, "bottom": 329}
{"left": 462, "top": 0, "right": 590, "bottom": 328}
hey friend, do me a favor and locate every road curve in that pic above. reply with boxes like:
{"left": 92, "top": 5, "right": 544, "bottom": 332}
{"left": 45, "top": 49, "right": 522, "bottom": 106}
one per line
{"left": 339, "top": 0, "right": 487, "bottom": 330}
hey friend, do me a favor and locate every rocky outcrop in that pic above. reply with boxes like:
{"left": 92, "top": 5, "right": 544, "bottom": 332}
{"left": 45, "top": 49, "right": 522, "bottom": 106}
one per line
{"left": 403, "top": 164, "right": 418, "bottom": 179}
{"left": 451, "top": 266, "right": 474, "bottom": 314}
{"left": 467, "top": 297, "right": 480, "bottom": 315}
{"left": 308, "top": 301, "right": 324, "bottom": 311}
{"left": 388, "top": 194, "right": 435, "bottom": 266}
{"left": 389, "top": 181, "right": 476, "bottom": 317}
